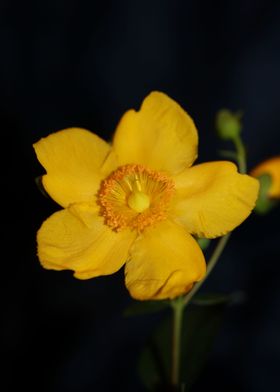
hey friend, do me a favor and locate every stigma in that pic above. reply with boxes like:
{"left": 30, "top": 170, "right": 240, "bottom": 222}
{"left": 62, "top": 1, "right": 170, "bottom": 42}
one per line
{"left": 128, "top": 191, "right": 150, "bottom": 212}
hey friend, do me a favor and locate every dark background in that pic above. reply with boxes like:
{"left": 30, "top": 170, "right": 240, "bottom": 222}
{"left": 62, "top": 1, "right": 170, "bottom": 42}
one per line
{"left": 2, "top": 0, "right": 280, "bottom": 391}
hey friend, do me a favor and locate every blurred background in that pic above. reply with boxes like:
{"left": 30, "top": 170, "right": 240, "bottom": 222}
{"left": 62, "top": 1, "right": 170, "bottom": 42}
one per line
{"left": 2, "top": 0, "right": 280, "bottom": 391}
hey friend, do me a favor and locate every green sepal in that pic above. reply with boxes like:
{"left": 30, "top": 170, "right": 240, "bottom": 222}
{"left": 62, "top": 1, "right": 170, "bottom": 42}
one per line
{"left": 254, "top": 174, "right": 278, "bottom": 215}
{"left": 196, "top": 237, "right": 211, "bottom": 251}
{"left": 35, "top": 176, "right": 50, "bottom": 199}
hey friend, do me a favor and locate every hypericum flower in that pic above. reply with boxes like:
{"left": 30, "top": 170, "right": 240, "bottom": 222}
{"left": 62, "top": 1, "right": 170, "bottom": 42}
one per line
{"left": 34, "top": 92, "right": 259, "bottom": 300}
{"left": 251, "top": 156, "right": 280, "bottom": 198}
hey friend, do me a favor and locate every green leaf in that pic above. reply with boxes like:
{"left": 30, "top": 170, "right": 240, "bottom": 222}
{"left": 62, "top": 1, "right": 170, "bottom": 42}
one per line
{"left": 191, "top": 291, "right": 245, "bottom": 306}
{"left": 124, "top": 300, "right": 170, "bottom": 317}
{"left": 138, "top": 297, "right": 231, "bottom": 391}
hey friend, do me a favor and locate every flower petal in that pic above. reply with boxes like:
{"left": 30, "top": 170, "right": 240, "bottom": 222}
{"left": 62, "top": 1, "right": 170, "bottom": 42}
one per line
{"left": 251, "top": 156, "right": 280, "bottom": 198}
{"left": 172, "top": 161, "right": 259, "bottom": 238}
{"left": 37, "top": 204, "right": 136, "bottom": 279}
{"left": 125, "top": 220, "right": 206, "bottom": 300}
{"left": 113, "top": 91, "right": 198, "bottom": 174}
{"left": 33, "top": 128, "right": 116, "bottom": 207}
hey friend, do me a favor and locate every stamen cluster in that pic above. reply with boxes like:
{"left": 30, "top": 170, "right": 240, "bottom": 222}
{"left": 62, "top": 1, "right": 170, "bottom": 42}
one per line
{"left": 98, "top": 164, "right": 175, "bottom": 232}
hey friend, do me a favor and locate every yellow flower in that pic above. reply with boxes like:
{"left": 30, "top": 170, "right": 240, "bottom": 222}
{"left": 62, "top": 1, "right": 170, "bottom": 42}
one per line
{"left": 34, "top": 92, "right": 259, "bottom": 300}
{"left": 251, "top": 156, "right": 280, "bottom": 198}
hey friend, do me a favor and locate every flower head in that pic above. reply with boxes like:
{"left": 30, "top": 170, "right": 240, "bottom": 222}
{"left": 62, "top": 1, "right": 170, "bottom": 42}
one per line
{"left": 34, "top": 92, "right": 259, "bottom": 300}
{"left": 251, "top": 156, "right": 280, "bottom": 199}
{"left": 250, "top": 156, "right": 280, "bottom": 215}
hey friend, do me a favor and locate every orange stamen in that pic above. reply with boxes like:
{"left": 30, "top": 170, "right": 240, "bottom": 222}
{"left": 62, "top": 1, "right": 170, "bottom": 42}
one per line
{"left": 98, "top": 164, "right": 175, "bottom": 232}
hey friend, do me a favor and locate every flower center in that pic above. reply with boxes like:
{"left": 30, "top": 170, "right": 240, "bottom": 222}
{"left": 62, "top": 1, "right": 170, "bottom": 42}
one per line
{"left": 98, "top": 164, "right": 175, "bottom": 232}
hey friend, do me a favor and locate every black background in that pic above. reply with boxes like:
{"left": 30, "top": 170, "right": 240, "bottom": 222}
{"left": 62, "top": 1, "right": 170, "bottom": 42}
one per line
{"left": 2, "top": 1, "right": 280, "bottom": 391}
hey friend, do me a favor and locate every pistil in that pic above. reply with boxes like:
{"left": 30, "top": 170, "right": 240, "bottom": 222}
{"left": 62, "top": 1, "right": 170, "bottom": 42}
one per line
{"left": 127, "top": 191, "right": 150, "bottom": 213}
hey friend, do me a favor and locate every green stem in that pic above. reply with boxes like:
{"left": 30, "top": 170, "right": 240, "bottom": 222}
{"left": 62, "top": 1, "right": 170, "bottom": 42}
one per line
{"left": 170, "top": 297, "right": 185, "bottom": 387}
{"left": 183, "top": 233, "right": 231, "bottom": 307}
{"left": 181, "top": 132, "right": 247, "bottom": 307}
{"left": 233, "top": 135, "right": 247, "bottom": 174}
{"left": 169, "top": 133, "right": 247, "bottom": 387}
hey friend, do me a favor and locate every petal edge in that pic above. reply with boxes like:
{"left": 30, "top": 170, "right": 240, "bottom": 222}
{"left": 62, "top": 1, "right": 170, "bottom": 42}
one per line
{"left": 113, "top": 92, "right": 198, "bottom": 174}
{"left": 125, "top": 220, "right": 206, "bottom": 300}
{"left": 34, "top": 128, "right": 114, "bottom": 207}
{"left": 37, "top": 205, "right": 136, "bottom": 278}
{"left": 172, "top": 161, "right": 260, "bottom": 238}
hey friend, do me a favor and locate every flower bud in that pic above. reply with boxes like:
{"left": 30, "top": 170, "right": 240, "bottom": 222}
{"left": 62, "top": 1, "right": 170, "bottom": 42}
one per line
{"left": 251, "top": 157, "right": 280, "bottom": 214}
{"left": 216, "top": 109, "right": 242, "bottom": 140}
{"left": 251, "top": 157, "right": 280, "bottom": 198}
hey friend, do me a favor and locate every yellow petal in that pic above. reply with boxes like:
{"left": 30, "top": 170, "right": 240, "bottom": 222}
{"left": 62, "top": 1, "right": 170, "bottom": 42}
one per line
{"left": 37, "top": 203, "right": 136, "bottom": 279}
{"left": 172, "top": 161, "right": 259, "bottom": 238}
{"left": 251, "top": 156, "right": 280, "bottom": 198}
{"left": 33, "top": 128, "right": 116, "bottom": 207}
{"left": 125, "top": 220, "right": 206, "bottom": 300}
{"left": 113, "top": 91, "right": 198, "bottom": 174}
